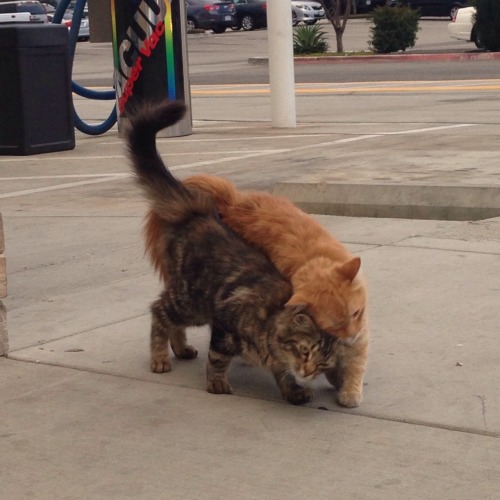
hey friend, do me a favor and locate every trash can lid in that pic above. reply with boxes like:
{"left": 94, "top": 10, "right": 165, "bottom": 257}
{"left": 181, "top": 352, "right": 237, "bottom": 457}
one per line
{"left": 0, "top": 24, "right": 68, "bottom": 49}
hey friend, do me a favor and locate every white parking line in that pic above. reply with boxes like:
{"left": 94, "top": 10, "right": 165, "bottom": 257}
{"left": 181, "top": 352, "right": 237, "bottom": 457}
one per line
{"left": 100, "top": 133, "right": 333, "bottom": 146}
{"left": 0, "top": 174, "right": 128, "bottom": 180}
{"left": 0, "top": 124, "right": 476, "bottom": 199}
{"left": 381, "top": 124, "right": 475, "bottom": 135}
{"left": 0, "top": 155, "right": 124, "bottom": 163}
{"left": 0, "top": 176, "right": 129, "bottom": 200}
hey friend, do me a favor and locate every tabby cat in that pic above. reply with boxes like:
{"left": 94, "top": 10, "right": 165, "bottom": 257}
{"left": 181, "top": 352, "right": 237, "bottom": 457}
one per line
{"left": 125, "top": 100, "right": 338, "bottom": 405}
{"left": 183, "top": 175, "right": 369, "bottom": 408}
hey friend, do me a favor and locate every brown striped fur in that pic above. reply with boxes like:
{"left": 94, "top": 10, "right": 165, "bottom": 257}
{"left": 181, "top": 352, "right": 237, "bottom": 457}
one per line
{"left": 125, "top": 100, "right": 340, "bottom": 405}
{"left": 184, "top": 174, "right": 369, "bottom": 408}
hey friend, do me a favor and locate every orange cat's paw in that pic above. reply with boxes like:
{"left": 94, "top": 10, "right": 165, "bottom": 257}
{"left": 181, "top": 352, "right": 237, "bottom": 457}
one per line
{"left": 337, "top": 390, "right": 361, "bottom": 408}
{"left": 151, "top": 356, "right": 172, "bottom": 373}
{"left": 207, "top": 378, "right": 232, "bottom": 395}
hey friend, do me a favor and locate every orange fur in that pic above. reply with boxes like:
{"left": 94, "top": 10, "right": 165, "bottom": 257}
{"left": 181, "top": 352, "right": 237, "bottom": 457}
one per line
{"left": 184, "top": 174, "right": 370, "bottom": 407}
{"left": 144, "top": 210, "right": 168, "bottom": 283}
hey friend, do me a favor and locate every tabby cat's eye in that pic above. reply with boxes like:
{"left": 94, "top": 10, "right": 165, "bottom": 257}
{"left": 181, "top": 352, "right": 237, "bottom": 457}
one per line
{"left": 352, "top": 309, "right": 361, "bottom": 318}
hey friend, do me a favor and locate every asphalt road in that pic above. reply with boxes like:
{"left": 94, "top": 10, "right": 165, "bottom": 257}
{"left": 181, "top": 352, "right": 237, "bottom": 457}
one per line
{"left": 73, "top": 19, "right": 498, "bottom": 87}
{"left": 187, "top": 18, "right": 499, "bottom": 84}
{"left": 190, "top": 58, "right": 500, "bottom": 85}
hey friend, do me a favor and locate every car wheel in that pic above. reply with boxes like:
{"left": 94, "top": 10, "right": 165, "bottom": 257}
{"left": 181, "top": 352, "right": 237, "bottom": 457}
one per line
{"left": 305, "top": 20, "right": 317, "bottom": 25}
{"left": 187, "top": 18, "right": 197, "bottom": 31}
{"left": 241, "top": 15, "right": 255, "bottom": 31}
{"left": 212, "top": 26, "right": 227, "bottom": 34}
{"left": 292, "top": 12, "right": 299, "bottom": 27}
{"left": 472, "top": 29, "right": 484, "bottom": 49}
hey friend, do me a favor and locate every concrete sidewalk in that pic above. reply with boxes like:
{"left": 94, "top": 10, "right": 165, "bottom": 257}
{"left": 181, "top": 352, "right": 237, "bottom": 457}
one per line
{"left": 1, "top": 84, "right": 500, "bottom": 496}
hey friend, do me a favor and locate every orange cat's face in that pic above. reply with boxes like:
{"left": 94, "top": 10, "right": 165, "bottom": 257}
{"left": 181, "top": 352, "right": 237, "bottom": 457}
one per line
{"left": 287, "top": 258, "right": 367, "bottom": 342}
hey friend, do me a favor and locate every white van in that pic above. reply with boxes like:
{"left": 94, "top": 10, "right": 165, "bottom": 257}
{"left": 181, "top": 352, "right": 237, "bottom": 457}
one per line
{"left": 0, "top": 1, "right": 48, "bottom": 24}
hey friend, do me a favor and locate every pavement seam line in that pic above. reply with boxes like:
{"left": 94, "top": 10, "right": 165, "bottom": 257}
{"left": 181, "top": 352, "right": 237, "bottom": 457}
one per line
{"left": 6, "top": 311, "right": 150, "bottom": 353}
{"left": 4, "top": 356, "right": 499, "bottom": 439}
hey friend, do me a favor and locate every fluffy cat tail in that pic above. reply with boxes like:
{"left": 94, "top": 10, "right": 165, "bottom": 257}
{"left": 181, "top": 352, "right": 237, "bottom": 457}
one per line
{"left": 125, "top": 99, "right": 213, "bottom": 224}
{"left": 184, "top": 174, "right": 239, "bottom": 210}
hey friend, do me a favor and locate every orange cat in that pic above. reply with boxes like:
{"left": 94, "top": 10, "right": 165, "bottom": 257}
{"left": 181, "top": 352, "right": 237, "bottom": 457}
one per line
{"left": 184, "top": 174, "right": 369, "bottom": 408}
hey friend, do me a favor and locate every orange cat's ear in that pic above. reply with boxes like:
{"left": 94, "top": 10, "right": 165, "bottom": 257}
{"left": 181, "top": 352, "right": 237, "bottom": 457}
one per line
{"left": 338, "top": 257, "right": 361, "bottom": 282}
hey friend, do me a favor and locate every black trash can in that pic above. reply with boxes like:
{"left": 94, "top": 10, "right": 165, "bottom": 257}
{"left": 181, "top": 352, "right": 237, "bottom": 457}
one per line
{"left": 0, "top": 24, "right": 75, "bottom": 155}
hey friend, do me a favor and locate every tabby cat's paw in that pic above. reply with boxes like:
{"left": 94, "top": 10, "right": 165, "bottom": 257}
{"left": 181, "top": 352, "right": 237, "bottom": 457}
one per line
{"left": 151, "top": 356, "right": 171, "bottom": 373}
{"left": 285, "top": 386, "right": 313, "bottom": 406}
{"left": 207, "top": 379, "right": 232, "bottom": 395}
{"left": 337, "top": 390, "right": 361, "bottom": 408}
{"left": 324, "top": 369, "right": 343, "bottom": 390}
{"left": 174, "top": 345, "right": 198, "bottom": 360}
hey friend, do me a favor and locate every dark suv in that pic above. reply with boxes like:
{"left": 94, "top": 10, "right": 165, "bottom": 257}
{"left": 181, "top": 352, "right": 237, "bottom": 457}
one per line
{"left": 388, "top": 0, "right": 468, "bottom": 19}
{"left": 356, "top": 0, "right": 388, "bottom": 14}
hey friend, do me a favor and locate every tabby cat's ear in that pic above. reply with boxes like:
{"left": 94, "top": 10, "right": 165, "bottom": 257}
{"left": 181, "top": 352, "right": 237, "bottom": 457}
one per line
{"left": 338, "top": 257, "right": 361, "bottom": 282}
{"left": 292, "top": 313, "right": 314, "bottom": 329}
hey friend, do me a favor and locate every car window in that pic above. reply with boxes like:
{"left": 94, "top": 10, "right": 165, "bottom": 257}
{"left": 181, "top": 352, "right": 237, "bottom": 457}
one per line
{"left": 0, "top": 4, "right": 16, "bottom": 13}
{"left": 18, "top": 4, "right": 46, "bottom": 14}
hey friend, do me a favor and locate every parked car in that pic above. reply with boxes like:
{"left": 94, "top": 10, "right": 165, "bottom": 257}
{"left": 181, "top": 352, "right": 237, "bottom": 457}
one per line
{"left": 0, "top": 9, "right": 32, "bottom": 22}
{"left": 232, "top": 0, "right": 267, "bottom": 31}
{"left": 387, "top": 0, "right": 468, "bottom": 19}
{"left": 43, "top": 1, "right": 90, "bottom": 40}
{"left": 0, "top": 0, "right": 48, "bottom": 23}
{"left": 59, "top": 10, "right": 89, "bottom": 40}
{"left": 447, "top": 6, "right": 482, "bottom": 48}
{"left": 355, "top": 0, "right": 388, "bottom": 13}
{"left": 186, "top": 0, "right": 236, "bottom": 33}
{"left": 231, "top": 0, "right": 324, "bottom": 31}
{"left": 291, "top": 0, "right": 325, "bottom": 26}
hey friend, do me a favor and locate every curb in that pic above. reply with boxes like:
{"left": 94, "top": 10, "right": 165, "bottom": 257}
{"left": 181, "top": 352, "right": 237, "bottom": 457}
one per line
{"left": 272, "top": 182, "right": 500, "bottom": 221}
{"left": 249, "top": 51, "right": 500, "bottom": 65}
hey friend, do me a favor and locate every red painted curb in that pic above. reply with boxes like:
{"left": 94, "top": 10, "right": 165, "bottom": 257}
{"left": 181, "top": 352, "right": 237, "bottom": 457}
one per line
{"left": 294, "top": 52, "right": 500, "bottom": 63}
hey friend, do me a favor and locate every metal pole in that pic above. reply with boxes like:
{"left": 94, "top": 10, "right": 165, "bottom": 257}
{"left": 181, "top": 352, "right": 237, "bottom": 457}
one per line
{"left": 266, "top": 0, "right": 296, "bottom": 128}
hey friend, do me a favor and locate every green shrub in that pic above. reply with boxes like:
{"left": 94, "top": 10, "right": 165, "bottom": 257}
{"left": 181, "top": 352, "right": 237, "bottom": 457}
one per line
{"left": 369, "top": 6, "right": 420, "bottom": 54}
{"left": 472, "top": 0, "right": 500, "bottom": 51}
{"left": 293, "top": 24, "right": 329, "bottom": 55}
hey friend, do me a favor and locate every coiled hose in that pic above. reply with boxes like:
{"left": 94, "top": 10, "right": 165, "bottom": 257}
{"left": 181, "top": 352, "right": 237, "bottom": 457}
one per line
{"left": 52, "top": 0, "right": 117, "bottom": 135}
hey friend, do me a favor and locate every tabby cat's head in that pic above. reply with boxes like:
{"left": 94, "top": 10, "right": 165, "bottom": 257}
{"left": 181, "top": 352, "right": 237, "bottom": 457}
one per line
{"left": 273, "top": 309, "right": 337, "bottom": 380}
{"left": 287, "top": 257, "right": 367, "bottom": 343}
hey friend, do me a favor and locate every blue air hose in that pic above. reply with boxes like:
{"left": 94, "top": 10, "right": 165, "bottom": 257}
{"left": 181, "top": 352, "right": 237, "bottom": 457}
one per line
{"left": 52, "top": 0, "right": 117, "bottom": 135}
